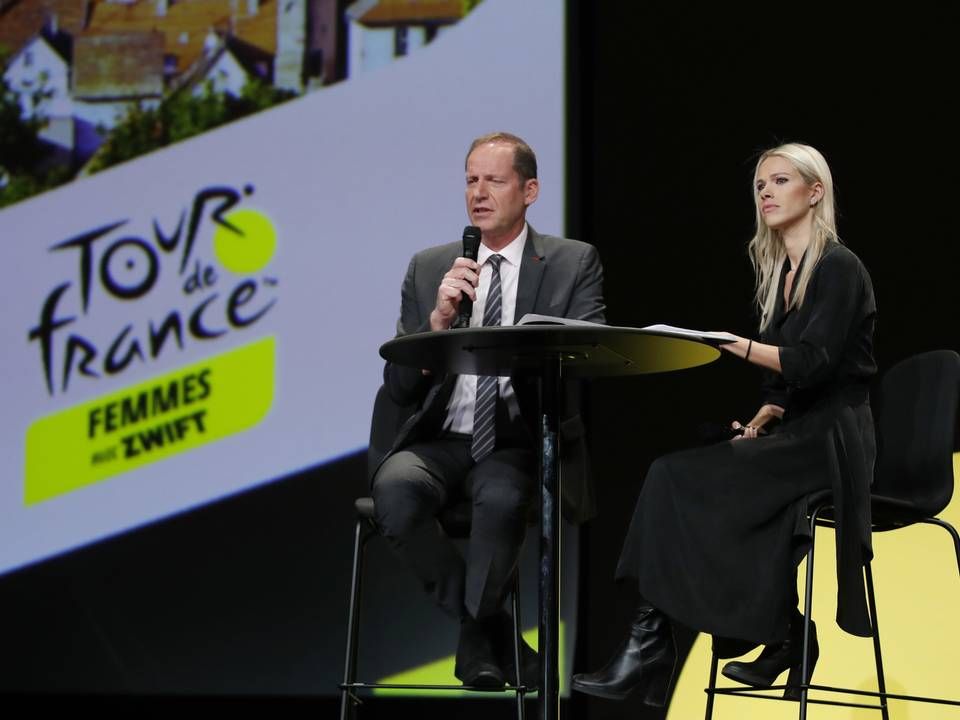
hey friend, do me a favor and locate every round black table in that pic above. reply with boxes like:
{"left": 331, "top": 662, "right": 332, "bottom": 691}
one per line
{"left": 380, "top": 323, "right": 727, "bottom": 720}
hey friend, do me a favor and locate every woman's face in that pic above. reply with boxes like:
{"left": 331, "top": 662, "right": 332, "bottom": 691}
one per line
{"left": 755, "top": 155, "right": 822, "bottom": 232}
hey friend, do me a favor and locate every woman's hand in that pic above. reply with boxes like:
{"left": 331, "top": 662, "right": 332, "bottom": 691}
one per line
{"left": 730, "top": 404, "right": 784, "bottom": 441}
{"left": 730, "top": 420, "right": 764, "bottom": 440}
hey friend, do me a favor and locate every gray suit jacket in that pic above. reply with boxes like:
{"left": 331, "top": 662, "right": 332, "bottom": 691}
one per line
{"left": 375, "top": 225, "right": 606, "bottom": 523}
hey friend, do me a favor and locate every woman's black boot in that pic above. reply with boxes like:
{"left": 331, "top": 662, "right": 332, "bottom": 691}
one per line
{"left": 571, "top": 604, "right": 677, "bottom": 705}
{"left": 721, "top": 613, "right": 819, "bottom": 699}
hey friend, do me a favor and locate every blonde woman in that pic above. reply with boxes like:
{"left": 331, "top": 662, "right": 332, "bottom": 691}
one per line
{"left": 573, "top": 143, "right": 877, "bottom": 705}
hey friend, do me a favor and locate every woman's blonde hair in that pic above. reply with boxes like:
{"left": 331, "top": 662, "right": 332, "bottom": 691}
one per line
{"left": 748, "top": 143, "right": 839, "bottom": 331}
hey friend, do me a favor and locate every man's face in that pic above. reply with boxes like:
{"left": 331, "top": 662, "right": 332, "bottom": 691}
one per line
{"left": 465, "top": 142, "right": 538, "bottom": 247}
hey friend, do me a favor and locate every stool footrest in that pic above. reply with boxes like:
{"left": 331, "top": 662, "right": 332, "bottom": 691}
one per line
{"left": 340, "top": 681, "right": 535, "bottom": 693}
{"left": 707, "top": 682, "right": 960, "bottom": 708}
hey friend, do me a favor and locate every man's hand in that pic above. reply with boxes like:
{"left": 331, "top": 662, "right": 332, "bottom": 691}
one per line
{"left": 430, "top": 257, "right": 480, "bottom": 331}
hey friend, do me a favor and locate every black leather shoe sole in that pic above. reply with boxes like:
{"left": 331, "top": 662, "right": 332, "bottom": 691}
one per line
{"left": 570, "top": 676, "right": 632, "bottom": 701}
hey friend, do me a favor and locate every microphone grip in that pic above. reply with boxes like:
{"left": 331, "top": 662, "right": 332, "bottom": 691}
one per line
{"left": 457, "top": 295, "right": 473, "bottom": 328}
{"left": 457, "top": 225, "right": 482, "bottom": 328}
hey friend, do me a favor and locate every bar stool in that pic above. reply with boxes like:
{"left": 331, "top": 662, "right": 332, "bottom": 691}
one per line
{"left": 704, "top": 350, "right": 960, "bottom": 718}
{"left": 338, "top": 495, "right": 531, "bottom": 719}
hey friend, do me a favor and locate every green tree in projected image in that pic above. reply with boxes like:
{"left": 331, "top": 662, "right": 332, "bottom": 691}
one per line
{"left": 85, "top": 79, "right": 295, "bottom": 175}
{"left": 0, "top": 73, "right": 292, "bottom": 208}
{"left": 0, "top": 57, "right": 69, "bottom": 208}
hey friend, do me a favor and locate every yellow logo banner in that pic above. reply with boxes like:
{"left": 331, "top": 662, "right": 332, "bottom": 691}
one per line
{"left": 24, "top": 336, "right": 276, "bottom": 506}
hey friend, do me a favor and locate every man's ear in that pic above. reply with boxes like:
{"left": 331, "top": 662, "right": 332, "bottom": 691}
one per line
{"left": 524, "top": 178, "right": 540, "bottom": 206}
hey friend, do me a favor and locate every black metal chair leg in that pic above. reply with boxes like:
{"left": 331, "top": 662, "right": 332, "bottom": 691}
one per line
{"left": 511, "top": 572, "right": 526, "bottom": 719}
{"left": 704, "top": 645, "right": 719, "bottom": 720}
{"left": 864, "top": 562, "right": 890, "bottom": 720}
{"left": 340, "top": 518, "right": 370, "bottom": 720}
{"left": 922, "top": 518, "right": 960, "bottom": 578}
{"left": 798, "top": 505, "right": 823, "bottom": 720}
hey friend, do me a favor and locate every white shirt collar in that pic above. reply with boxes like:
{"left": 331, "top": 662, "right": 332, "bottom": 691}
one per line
{"left": 478, "top": 223, "right": 527, "bottom": 268}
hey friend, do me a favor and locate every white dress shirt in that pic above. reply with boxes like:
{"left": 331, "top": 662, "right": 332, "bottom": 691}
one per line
{"left": 443, "top": 224, "right": 527, "bottom": 434}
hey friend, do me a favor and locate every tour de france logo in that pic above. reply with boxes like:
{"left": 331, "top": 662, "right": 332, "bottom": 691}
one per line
{"left": 24, "top": 185, "right": 279, "bottom": 506}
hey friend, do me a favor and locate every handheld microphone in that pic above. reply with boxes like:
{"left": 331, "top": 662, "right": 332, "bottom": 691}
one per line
{"left": 457, "top": 225, "right": 481, "bottom": 328}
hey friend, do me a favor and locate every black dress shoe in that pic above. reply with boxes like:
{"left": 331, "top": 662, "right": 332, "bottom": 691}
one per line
{"left": 571, "top": 604, "right": 677, "bottom": 706}
{"left": 457, "top": 662, "right": 505, "bottom": 689}
{"left": 454, "top": 615, "right": 506, "bottom": 689}
{"left": 722, "top": 616, "right": 819, "bottom": 699}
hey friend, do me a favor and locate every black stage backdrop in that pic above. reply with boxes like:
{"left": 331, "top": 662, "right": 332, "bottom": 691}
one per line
{"left": 2, "top": 4, "right": 958, "bottom": 719}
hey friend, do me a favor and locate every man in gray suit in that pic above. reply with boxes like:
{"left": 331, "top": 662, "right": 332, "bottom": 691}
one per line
{"left": 372, "top": 132, "right": 605, "bottom": 687}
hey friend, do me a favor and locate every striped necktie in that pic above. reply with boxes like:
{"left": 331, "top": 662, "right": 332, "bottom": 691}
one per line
{"left": 471, "top": 254, "right": 503, "bottom": 462}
